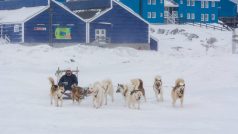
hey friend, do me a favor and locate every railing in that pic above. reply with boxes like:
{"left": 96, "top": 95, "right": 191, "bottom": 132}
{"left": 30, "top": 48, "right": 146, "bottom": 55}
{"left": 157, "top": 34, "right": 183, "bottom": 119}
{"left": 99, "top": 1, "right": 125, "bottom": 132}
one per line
{"left": 164, "top": 11, "right": 176, "bottom": 24}
{"left": 94, "top": 37, "right": 111, "bottom": 44}
{"left": 178, "top": 20, "right": 229, "bottom": 31}
{"left": 232, "top": 30, "right": 238, "bottom": 54}
{"left": 4, "top": 35, "right": 10, "bottom": 43}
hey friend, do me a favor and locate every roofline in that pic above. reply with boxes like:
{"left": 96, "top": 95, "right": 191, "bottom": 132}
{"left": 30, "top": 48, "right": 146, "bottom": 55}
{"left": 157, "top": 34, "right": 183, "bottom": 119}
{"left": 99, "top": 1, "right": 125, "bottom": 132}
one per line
{"left": 88, "top": 0, "right": 149, "bottom": 25}
{"left": 24, "top": 6, "right": 49, "bottom": 23}
{"left": 51, "top": 0, "right": 86, "bottom": 22}
{"left": 112, "top": 0, "right": 149, "bottom": 25}
{"left": 87, "top": 0, "right": 113, "bottom": 22}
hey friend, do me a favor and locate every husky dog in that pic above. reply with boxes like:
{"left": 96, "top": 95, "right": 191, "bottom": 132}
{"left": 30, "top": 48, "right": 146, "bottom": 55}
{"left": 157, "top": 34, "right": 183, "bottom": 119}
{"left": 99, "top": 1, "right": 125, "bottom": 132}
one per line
{"left": 101, "top": 79, "right": 114, "bottom": 105}
{"left": 71, "top": 84, "right": 86, "bottom": 104}
{"left": 128, "top": 90, "right": 143, "bottom": 109}
{"left": 153, "top": 75, "right": 163, "bottom": 102}
{"left": 89, "top": 82, "right": 105, "bottom": 109}
{"left": 49, "top": 77, "right": 65, "bottom": 107}
{"left": 116, "top": 84, "right": 143, "bottom": 109}
{"left": 171, "top": 78, "right": 185, "bottom": 107}
{"left": 131, "top": 79, "right": 146, "bottom": 102}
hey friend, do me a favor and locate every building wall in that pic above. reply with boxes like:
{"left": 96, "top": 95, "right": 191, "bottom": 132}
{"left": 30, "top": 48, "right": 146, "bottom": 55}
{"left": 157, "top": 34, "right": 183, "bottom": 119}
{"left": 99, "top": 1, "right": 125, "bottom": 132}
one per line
{"left": 176, "top": 0, "right": 219, "bottom": 23}
{"left": 0, "top": 23, "right": 23, "bottom": 43}
{"left": 24, "top": 1, "right": 86, "bottom": 43}
{"left": 90, "top": 1, "right": 149, "bottom": 44}
{"left": 218, "top": 0, "right": 237, "bottom": 17}
{"left": 120, "top": 0, "right": 164, "bottom": 23}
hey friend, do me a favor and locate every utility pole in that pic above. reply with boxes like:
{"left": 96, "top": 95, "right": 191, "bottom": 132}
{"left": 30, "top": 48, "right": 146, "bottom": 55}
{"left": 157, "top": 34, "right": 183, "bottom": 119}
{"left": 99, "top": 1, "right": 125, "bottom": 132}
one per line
{"left": 49, "top": 0, "right": 53, "bottom": 46}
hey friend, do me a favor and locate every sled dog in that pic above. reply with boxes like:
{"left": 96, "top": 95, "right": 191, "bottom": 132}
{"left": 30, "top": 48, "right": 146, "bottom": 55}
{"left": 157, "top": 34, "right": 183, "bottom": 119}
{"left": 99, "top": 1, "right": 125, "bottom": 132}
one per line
{"left": 89, "top": 82, "right": 105, "bottom": 109}
{"left": 171, "top": 78, "right": 185, "bottom": 107}
{"left": 49, "top": 77, "right": 64, "bottom": 107}
{"left": 101, "top": 79, "right": 114, "bottom": 105}
{"left": 153, "top": 75, "right": 164, "bottom": 102}
{"left": 131, "top": 79, "right": 146, "bottom": 102}
{"left": 71, "top": 84, "right": 86, "bottom": 104}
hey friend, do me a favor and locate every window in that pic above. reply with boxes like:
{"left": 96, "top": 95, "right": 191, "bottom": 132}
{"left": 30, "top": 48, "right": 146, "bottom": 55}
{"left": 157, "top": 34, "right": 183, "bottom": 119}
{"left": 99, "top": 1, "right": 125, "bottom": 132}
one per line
{"left": 148, "top": 12, "right": 152, "bottom": 18}
{"left": 152, "top": 12, "right": 157, "bottom": 18}
{"left": 180, "top": 0, "right": 183, "bottom": 4}
{"left": 152, "top": 0, "right": 156, "bottom": 5}
{"left": 180, "top": 13, "right": 183, "bottom": 18}
{"left": 211, "top": 1, "right": 215, "bottom": 7}
{"left": 14, "top": 25, "right": 20, "bottom": 32}
{"left": 160, "top": 0, "right": 163, "bottom": 4}
{"left": 191, "top": 0, "right": 195, "bottom": 6}
{"left": 211, "top": 14, "right": 215, "bottom": 20}
{"left": 205, "top": 14, "right": 209, "bottom": 21}
{"left": 160, "top": 13, "right": 163, "bottom": 17}
{"left": 187, "top": 13, "right": 191, "bottom": 19}
{"left": 191, "top": 13, "right": 195, "bottom": 19}
{"left": 201, "top": 14, "right": 204, "bottom": 21}
{"left": 187, "top": 0, "right": 190, "bottom": 6}
{"left": 148, "top": 0, "right": 151, "bottom": 5}
{"left": 205, "top": 1, "right": 209, "bottom": 8}
{"left": 201, "top": 1, "right": 204, "bottom": 8}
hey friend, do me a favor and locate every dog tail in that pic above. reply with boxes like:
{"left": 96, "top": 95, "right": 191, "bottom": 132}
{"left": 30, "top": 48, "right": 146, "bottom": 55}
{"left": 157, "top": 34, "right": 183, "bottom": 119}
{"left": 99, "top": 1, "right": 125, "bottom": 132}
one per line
{"left": 48, "top": 77, "right": 55, "bottom": 86}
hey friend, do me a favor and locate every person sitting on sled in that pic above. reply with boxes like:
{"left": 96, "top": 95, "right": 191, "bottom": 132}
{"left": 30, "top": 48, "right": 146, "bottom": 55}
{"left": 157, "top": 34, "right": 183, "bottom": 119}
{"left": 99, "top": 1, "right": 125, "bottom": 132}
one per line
{"left": 58, "top": 68, "right": 78, "bottom": 93}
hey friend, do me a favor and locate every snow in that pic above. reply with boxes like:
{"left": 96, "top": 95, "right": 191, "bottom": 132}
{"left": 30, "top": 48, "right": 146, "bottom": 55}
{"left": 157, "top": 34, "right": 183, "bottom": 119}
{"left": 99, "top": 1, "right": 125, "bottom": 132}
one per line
{"left": 164, "top": 0, "right": 178, "bottom": 7}
{"left": 0, "top": 6, "right": 47, "bottom": 24}
{"left": 0, "top": 25, "right": 238, "bottom": 134}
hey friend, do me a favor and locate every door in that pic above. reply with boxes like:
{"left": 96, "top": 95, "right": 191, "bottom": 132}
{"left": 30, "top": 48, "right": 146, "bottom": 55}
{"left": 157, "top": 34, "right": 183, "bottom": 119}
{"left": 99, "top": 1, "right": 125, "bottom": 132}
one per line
{"left": 95, "top": 29, "right": 106, "bottom": 43}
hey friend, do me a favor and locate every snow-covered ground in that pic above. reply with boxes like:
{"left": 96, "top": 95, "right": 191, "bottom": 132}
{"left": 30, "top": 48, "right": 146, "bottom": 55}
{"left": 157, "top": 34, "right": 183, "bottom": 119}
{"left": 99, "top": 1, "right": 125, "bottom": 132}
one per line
{"left": 0, "top": 25, "right": 238, "bottom": 134}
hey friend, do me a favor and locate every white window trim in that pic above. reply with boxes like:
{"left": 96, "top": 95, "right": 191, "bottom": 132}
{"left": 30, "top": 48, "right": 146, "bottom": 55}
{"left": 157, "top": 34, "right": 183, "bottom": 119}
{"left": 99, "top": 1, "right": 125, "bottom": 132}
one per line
{"left": 191, "top": 13, "right": 195, "bottom": 20}
{"left": 205, "top": 14, "right": 209, "bottom": 21}
{"left": 148, "top": 12, "right": 152, "bottom": 18}
{"left": 191, "top": 0, "right": 195, "bottom": 6}
{"left": 148, "top": 0, "right": 152, "bottom": 5}
{"left": 160, "top": 0, "right": 163, "bottom": 4}
{"left": 201, "top": 1, "right": 204, "bottom": 8}
{"left": 201, "top": 14, "right": 204, "bottom": 21}
{"left": 211, "top": 14, "right": 215, "bottom": 20}
{"left": 211, "top": 1, "right": 215, "bottom": 7}
{"left": 187, "top": 0, "right": 190, "bottom": 6}
{"left": 14, "top": 24, "right": 20, "bottom": 33}
{"left": 187, "top": 13, "right": 191, "bottom": 19}
{"left": 152, "top": 0, "right": 156, "bottom": 5}
{"left": 160, "top": 13, "right": 163, "bottom": 17}
{"left": 152, "top": 12, "right": 157, "bottom": 18}
{"left": 180, "top": 13, "right": 183, "bottom": 18}
{"left": 205, "top": 1, "right": 209, "bottom": 8}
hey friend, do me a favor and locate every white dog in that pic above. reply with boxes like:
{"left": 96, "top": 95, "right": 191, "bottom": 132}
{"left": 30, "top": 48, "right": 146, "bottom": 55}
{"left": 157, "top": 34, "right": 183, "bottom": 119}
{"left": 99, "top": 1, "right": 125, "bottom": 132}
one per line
{"left": 49, "top": 77, "right": 64, "bottom": 107}
{"left": 171, "top": 78, "right": 185, "bottom": 107}
{"left": 131, "top": 79, "right": 146, "bottom": 102}
{"left": 116, "top": 83, "right": 143, "bottom": 109}
{"left": 101, "top": 79, "right": 114, "bottom": 105}
{"left": 89, "top": 82, "right": 105, "bottom": 109}
{"left": 153, "top": 75, "right": 163, "bottom": 102}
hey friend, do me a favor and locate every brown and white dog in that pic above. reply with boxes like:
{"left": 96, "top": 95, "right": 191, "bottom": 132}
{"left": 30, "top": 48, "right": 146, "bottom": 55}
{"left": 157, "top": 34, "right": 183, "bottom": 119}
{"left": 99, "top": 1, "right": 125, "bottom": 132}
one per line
{"left": 71, "top": 84, "right": 86, "bottom": 104}
{"left": 101, "top": 79, "right": 114, "bottom": 105}
{"left": 171, "top": 78, "right": 185, "bottom": 107}
{"left": 131, "top": 79, "right": 146, "bottom": 102}
{"left": 89, "top": 82, "right": 105, "bottom": 109}
{"left": 116, "top": 83, "right": 143, "bottom": 109}
{"left": 49, "top": 77, "right": 65, "bottom": 107}
{"left": 153, "top": 75, "right": 164, "bottom": 102}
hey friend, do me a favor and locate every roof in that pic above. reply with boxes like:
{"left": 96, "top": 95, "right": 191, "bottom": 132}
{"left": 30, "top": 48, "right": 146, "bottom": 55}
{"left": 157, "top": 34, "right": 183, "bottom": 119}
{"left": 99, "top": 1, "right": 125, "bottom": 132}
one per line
{"left": 195, "top": 0, "right": 220, "bottom": 1}
{"left": 0, "top": 6, "right": 47, "bottom": 24}
{"left": 230, "top": 0, "right": 238, "bottom": 4}
{"left": 0, "top": 0, "right": 48, "bottom": 10}
{"left": 65, "top": 0, "right": 110, "bottom": 10}
{"left": 164, "top": 0, "right": 178, "bottom": 7}
{"left": 73, "top": 8, "right": 108, "bottom": 20}
{"left": 89, "top": 0, "right": 149, "bottom": 25}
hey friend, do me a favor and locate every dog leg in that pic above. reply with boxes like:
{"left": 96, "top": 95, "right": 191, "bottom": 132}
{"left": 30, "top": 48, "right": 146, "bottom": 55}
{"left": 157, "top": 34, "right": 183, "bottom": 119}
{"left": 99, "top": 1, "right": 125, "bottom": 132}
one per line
{"left": 50, "top": 95, "right": 53, "bottom": 105}
{"left": 160, "top": 90, "right": 164, "bottom": 102}
{"left": 172, "top": 99, "right": 176, "bottom": 107}
{"left": 105, "top": 94, "right": 107, "bottom": 105}
{"left": 180, "top": 98, "right": 183, "bottom": 107}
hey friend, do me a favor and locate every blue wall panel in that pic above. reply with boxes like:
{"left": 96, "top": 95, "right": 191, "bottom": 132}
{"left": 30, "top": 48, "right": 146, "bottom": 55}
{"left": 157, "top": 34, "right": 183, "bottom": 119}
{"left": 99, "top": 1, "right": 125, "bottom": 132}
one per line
{"left": 90, "top": 1, "right": 148, "bottom": 44}
{"left": 24, "top": 1, "right": 86, "bottom": 43}
{"left": 1, "top": 24, "right": 22, "bottom": 43}
{"left": 218, "top": 0, "right": 237, "bottom": 17}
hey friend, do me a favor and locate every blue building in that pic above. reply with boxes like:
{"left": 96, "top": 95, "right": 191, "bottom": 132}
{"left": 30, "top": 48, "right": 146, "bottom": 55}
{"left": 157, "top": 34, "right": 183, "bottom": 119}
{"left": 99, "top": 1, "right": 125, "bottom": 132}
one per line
{"left": 85, "top": 0, "right": 149, "bottom": 47}
{"left": 120, "top": 0, "right": 164, "bottom": 23}
{"left": 120, "top": 0, "right": 220, "bottom": 23}
{"left": 0, "top": 0, "right": 86, "bottom": 43}
{"left": 218, "top": 0, "right": 238, "bottom": 27}
{"left": 175, "top": 0, "right": 219, "bottom": 23}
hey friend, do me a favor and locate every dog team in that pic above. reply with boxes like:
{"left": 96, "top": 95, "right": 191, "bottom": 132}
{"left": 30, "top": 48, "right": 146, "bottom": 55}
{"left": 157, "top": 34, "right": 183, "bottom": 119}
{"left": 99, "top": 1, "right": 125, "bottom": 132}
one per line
{"left": 49, "top": 70, "right": 186, "bottom": 109}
